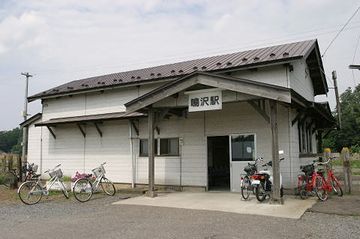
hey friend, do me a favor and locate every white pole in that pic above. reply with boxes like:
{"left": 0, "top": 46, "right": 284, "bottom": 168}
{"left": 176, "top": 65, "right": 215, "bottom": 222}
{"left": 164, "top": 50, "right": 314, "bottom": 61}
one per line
{"left": 21, "top": 72, "right": 32, "bottom": 181}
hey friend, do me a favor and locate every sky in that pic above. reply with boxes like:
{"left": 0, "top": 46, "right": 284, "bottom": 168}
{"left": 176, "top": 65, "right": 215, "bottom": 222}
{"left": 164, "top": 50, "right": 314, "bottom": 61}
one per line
{"left": 0, "top": 0, "right": 360, "bottom": 130}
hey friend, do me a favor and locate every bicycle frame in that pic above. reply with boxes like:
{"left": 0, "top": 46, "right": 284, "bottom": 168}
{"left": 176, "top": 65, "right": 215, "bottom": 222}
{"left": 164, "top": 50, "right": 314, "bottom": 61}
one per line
{"left": 319, "top": 166, "right": 339, "bottom": 192}
{"left": 30, "top": 172, "right": 66, "bottom": 195}
{"left": 90, "top": 172, "right": 105, "bottom": 191}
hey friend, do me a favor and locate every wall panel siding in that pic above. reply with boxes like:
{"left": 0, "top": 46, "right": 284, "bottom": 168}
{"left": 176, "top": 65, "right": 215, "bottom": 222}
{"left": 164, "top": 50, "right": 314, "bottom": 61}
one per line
{"left": 231, "top": 65, "right": 288, "bottom": 88}
{"left": 289, "top": 60, "right": 315, "bottom": 101}
{"left": 84, "top": 121, "right": 132, "bottom": 183}
{"left": 42, "top": 95, "right": 86, "bottom": 120}
{"left": 134, "top": 101, "right": 295, "bottom": 188}
{"left": 27, "top": 121, "right": 42, "bottom": 171}
{"left": 43, "top": 83, "right": 164, "bottom": 120}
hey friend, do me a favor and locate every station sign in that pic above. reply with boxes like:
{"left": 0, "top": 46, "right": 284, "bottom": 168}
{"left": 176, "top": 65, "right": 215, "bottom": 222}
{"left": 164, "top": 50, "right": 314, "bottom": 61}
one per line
{"left": 186, "top": 89, "right": 222, "bottom": 112}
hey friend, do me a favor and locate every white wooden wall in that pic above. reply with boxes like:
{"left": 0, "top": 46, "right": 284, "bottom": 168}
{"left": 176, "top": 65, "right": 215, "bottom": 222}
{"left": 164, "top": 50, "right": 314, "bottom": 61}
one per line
{"left": 134, "top": 101, "right": 297, "bottom": 188}
{"left": 42, "top": 83, "right": 164, "bottom": 120}
{"left": 27, "top": 120, "right": 43, "bottom": 172}
{"left": 288, "top": 60, "right": 315, "bottom": 101}
{"left": 231, "top": 64, "right": 288, "bottom": 88}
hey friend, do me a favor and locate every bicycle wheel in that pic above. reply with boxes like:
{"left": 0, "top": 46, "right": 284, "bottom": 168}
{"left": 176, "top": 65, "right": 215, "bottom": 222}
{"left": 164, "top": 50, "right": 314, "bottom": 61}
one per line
{"left": 73, "top": 178, "right": 93, "bottom": 202}
{"left": 241, "top": 176, "right": 251, "bottom": 200}
{"left": 18, "top": 181, "right": 43, "bottom": 205}
{"left": 100, "top": 177, "right": 116, "bottom": 196}
{"left": 255, "top": 183, "right": 267, "bottom": 202}
{"left": 315, "top": 176, "right": 328, "bottom": 201}
{"left": 331, "top": 177, "right": 343, "bottom": 197}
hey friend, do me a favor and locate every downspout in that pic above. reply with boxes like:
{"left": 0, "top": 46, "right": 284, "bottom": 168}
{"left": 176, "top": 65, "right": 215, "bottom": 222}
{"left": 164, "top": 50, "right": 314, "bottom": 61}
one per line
{"left": 129, "top": 120, "right": 135, "bottom": 188}
{"left": 288, "top": 108, "right": 293, "bottom": 188}
{"left": 40, "top": 126, "right": 43, "bottom": 174}
{"left": 286, "top": 64, "right": 293, "bottom": 188}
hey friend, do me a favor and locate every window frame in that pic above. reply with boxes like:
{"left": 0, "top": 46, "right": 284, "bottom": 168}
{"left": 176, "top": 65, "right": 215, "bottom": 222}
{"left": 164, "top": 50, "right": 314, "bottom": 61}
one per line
{"left": 139, "top": 138, "right": 180, "bottom": 157}
{"left": 230, "top": 133, "right": 256, "bottom": 162}
{"left": 158, "top": 138, "right": 180, "bottom": 156}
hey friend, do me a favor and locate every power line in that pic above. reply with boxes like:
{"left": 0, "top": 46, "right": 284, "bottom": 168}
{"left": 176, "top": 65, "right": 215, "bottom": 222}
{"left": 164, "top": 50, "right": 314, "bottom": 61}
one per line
{"left": 322, "top": 6, "right": 360, "bottom": 58}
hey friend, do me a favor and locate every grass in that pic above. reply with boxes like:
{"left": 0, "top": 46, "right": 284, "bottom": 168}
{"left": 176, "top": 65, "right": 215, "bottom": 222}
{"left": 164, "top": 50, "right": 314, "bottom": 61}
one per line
{"left": 332, "top": 159, "right": 360, "bottom": 168}
{"left": 62, "top": 176, "right": 72, "bottom": 182}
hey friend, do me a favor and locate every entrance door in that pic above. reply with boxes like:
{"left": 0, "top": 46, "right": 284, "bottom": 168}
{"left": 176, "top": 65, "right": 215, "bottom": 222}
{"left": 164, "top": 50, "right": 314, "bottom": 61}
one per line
{"left": 230, "top": 134, "right": 256, "bottom": 192}
{"left": 207, "top": 136, "right": 230, "bottom": 191}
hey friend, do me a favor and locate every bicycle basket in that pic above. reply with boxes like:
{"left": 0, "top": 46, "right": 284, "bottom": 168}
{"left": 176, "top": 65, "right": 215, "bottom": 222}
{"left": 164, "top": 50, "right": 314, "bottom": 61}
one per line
{"left": 31, "top": 164, "right": 38, "bottom": 173}
{"left": 300, "top": 164, "right": 314, "bottom": 176}
{"left": 92, "top": 165, "right": 105, "bottom": 177}
{"left": 49, "top": 168, "right": 63, "bottom": 178}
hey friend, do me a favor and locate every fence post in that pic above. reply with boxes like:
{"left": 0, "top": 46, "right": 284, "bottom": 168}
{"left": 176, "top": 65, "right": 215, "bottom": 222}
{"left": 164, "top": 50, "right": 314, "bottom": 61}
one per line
{"left": 341, "top": 147, "right": 352, "bottom": 194}
{"left": 17, "top": 155, "right": 22, "bottom": 183}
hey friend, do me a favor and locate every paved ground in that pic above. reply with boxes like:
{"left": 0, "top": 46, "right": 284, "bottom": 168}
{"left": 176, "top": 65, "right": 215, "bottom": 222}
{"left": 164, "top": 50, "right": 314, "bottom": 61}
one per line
{"left": 114, "top": 192, "right": 316, "bottom": 219}
{"left": 0, "top": 188, "right": 359, "bottom": 239}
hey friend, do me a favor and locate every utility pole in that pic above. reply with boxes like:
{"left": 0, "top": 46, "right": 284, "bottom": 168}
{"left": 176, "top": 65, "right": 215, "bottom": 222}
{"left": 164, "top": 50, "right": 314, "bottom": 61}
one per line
{"left": 332, "top": 70, "right": 341, "bottom": 129}
{"left": 21, "top": 72, "right": 32, "bottom": 181}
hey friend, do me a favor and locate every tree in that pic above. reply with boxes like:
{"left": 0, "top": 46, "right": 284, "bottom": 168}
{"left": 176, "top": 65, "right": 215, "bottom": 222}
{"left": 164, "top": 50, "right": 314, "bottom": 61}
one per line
{"left": 0, "top": 128, "right": 22, "bottom": 154}
{"left": 323, "top": 84, "right": 360, "bottom": 152}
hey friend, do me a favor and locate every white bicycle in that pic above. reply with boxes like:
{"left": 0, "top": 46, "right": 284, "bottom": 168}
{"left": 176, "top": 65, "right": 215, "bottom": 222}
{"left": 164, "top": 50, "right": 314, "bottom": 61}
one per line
{"left": 18, "top": 164, "right": 69, "bottom": 205}
{"left": 72, "top": 162, "right": 116, "bottom": 202}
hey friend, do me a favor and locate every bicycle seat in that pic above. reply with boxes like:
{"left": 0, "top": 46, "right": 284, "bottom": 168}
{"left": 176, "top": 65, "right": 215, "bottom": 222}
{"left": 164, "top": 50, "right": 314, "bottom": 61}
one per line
{"left": 85, "top": 174, "right": 93, "bottom": 178}
{"left": 32, "top": 173, "right": 41, "bottom": 178}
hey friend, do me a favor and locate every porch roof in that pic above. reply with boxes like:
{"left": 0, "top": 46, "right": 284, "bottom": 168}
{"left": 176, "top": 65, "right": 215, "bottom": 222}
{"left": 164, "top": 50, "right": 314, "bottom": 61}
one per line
{"left": 20, "top": 113, "right": 42, "bottom": 128}
{"left": 125, "top": 71, "right": 292, "bottom": 113}
{"left": 35, "top": 111, "right": 145, "bottom": 127}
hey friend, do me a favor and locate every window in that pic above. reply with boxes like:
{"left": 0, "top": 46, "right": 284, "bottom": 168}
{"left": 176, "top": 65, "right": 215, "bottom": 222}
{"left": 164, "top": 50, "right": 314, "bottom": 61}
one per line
{"left": 139, "top": 138, "right": 179, "bottom": 157}
{"left": 298, "top": 120, "right": 314, "bottom": 154}
{"left": 139, "top": 139, "right": 148, "bottom": 157}
{"left": 231, "top": 134, "right": 255, "bottom": 161}
{"left": 160, "top": 138, "right": 179, "bottom": 156}
{"left": 139, "top": 139, "right": 158, "bottom": 157}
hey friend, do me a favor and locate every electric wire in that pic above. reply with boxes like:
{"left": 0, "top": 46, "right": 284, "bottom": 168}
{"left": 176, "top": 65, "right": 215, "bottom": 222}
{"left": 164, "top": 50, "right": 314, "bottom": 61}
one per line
{"left": 321, "top": 6, "right": 360, "bottom": 58}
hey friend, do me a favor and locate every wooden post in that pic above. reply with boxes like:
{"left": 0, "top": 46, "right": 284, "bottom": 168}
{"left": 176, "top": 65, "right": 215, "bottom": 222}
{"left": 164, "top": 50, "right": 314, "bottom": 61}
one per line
{"left": 147, "top": 107, "right": 157, "bottom": 197}
{"left": 269, "top": 100, "right": 283, "bottom": 204}
{"left": 18, "top": 155, "right": 22, "bottom": 183}
{"left": 317, "top": 130, "right": 323, "bottom": 153}
{"left": 341, "top": 147, "right": 352, "bottom": 194}
{"left": 332, "top": 71, "right": 342, "bottom": 129}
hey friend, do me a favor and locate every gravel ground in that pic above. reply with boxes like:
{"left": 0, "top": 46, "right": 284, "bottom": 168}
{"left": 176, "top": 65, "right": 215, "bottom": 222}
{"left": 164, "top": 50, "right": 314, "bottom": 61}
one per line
{"left": 309, "top": 194, "right": 360, "bottom": 216}
{"left": 0, "top": 191, "right": 359, "bottom": 239}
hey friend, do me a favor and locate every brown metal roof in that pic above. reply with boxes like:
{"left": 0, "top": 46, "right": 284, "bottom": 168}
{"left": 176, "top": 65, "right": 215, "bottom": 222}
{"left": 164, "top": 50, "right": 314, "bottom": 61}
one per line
{"left": 35, "top": 112, "right": 145, "bottom": 126}
{"left": 29, "top": 39, "right": 323, "bottom": 101}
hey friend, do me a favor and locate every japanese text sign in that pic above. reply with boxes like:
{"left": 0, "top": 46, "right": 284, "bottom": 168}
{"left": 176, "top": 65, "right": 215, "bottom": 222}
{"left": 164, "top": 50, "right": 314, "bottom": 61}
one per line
{"left": 187, "top": 89, "right": 222, "bottom": 112}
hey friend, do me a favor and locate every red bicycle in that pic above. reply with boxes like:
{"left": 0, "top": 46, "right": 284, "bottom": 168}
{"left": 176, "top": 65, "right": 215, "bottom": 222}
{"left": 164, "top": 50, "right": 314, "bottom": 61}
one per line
{"left": 298, "top": 157, "right": 343, "bottom": 201}
{"left": 315, "top": 158, "right": 343, "bottom": 201}
{"left": 297, "top": 161, "right": 323, "bottom": 199}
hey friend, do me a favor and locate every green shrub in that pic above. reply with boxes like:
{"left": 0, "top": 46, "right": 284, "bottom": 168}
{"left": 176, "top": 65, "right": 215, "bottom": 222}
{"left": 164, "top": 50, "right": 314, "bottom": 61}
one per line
{"left": 350, "top": 145, "right": 360, "bottom": 153}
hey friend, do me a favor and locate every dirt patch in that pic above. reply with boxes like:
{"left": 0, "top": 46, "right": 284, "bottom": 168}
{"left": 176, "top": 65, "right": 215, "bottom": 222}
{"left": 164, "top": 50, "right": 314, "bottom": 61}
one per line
{"left": 0, "top": 186, "right": 18, "bottom": 204}
{"left": 309, "top": 194, "right": 360, "bottom": 216}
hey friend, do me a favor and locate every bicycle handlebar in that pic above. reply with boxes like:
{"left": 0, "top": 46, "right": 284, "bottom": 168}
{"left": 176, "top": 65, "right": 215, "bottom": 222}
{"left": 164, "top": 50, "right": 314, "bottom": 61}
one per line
{"left": 101, "top": 162, "right": 106, "bottom": 166}
{"left": 315, "top": 158, "right": 331, "bottom": 166}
